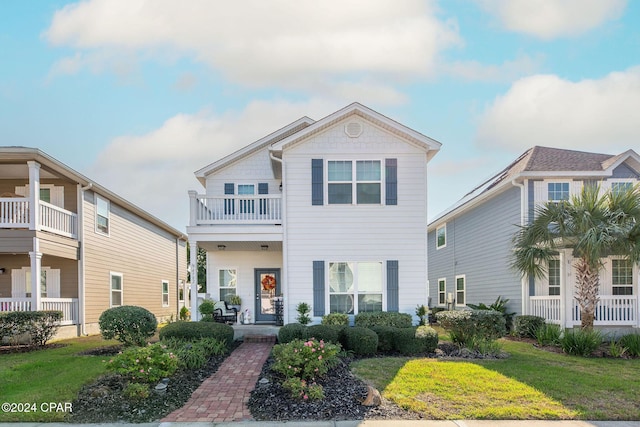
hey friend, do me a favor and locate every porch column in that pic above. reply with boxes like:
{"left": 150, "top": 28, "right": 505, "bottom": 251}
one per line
{"left": 560, "top": 250, "right": 568, "bottom": 328}
{"left": 27, "top": 161, "right": 41, "bottom": 231}
{"left": 189, "top": 239, "right": 199, "bottom": 321}
{"left": 188, "top": 191, "right": 198, "bottom": 227}
{"left": 29, "top": 237, "right": 42, "bottom": 311}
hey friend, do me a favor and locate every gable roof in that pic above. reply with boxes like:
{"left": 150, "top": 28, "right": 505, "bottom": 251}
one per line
{"left": 429, "top": 146, "right": 640, "bottom": 228}
{"left": 270, "top": 102, "right": 442, "bottom": 160}
{"left": 0, "top": 146, "right": 186, "bottom": 239}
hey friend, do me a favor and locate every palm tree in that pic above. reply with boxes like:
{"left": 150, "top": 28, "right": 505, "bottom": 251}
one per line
{"left": 512, "top": 183, "right": 640, "bottom": 329}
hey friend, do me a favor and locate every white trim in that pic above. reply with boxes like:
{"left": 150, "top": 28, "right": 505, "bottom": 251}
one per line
{"left": 437, "top": 277, "right": 446, "bottom": 306}
{"left": 110, "top": 272, "right": 123, "bottom": 307}
{"left": 455, "top": 274, "right": 466, "bottom": 307}
{"left": 162, "top": 280, "right": 170, "bottom": 307}
{"left": 95, "top": 194, "right": 110, "bottom": 236}
{"left": 436, "top": 224, "right": 447, "bottom": 250}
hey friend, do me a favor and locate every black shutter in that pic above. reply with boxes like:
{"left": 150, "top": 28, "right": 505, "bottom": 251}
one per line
{"left": 312, "top": 159, "right": 323, "bottom": 205}
{"left": 385, "top": 158, "right": 397, "bottom": 205}
{"left": 313, "top": 261, "right": 325, "bottom": 316}
{"left": 387, "top": 260, "right": 399, "bottom": 312}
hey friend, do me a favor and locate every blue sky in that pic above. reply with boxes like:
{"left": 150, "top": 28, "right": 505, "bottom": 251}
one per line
{"left": 1, "top": 0, "right": 639, "bottom": 231}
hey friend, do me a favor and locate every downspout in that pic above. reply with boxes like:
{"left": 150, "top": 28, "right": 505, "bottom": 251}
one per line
{"left": 511, "top": 179, "right": 527, "bottom": 317}
{"left": 270, "top": 151, "right": 287, "bottom": 323}
{"left": 78, "top": 182, "right": 92, "bottom": 335}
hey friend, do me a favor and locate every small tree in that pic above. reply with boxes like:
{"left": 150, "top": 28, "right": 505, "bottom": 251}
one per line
{"left": 296, "top": 302, "right": 312, "bottom": 325}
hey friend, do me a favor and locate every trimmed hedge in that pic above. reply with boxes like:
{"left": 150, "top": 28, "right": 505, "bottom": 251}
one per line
{"left": 340, "top": 326, "right": 378, "bottom": 356}
{"left": 515, "top": 315, "right": 545, "bottom": 338}
{"left": 354, "top": 311, "right": 412, "bottom": 328}
{"left": 394, "top": 326, "right": 439, "bottom": 355}
{"left": 278, "top": 323, "right": 307, "bottom": 344}
{"left": 321, "top": 313, "right": 349, "bottom": 326}
{"left": 99, "top": 305, "right": 158, "bottom": 347}
{"left": 158, "top": 321, "right": 234, "bottom": 346}
{"left": 436, "top": 310, "right": 506, "bottom": 346}
{"left": 0, "top": 310, "right": 63, "bottom": 346}
{"left": 304, "top": 324, "right": 343, "bottom": 344}
{"left": 370, "top": 325, "right": 396, "bottom": 353}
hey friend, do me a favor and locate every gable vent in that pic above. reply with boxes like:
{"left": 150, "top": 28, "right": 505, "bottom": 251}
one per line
{"left": 344, "top": 122, "right": 363, "bottom": 138}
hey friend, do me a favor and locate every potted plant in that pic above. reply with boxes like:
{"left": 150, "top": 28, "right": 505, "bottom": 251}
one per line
{"left": 228, "top": 294, "right": 242, "bottom": 312}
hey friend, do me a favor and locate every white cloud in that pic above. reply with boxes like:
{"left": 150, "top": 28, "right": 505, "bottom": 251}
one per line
{"left": 45, "top": 0, "right": 460, "bottom": 98}
{"left": 444, "top": 54, "right": 544, "bottom": 83}
{"left": 476, "top": 67, "right": 640, "bottom": 153}
{"left": 475, "top": 0, "right": 626, "bottom": 39}
{"left": 88, "top": 99, "right": 339, "bottom": 230}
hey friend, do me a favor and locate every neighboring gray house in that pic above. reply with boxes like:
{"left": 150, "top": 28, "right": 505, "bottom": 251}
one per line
{"left": 427, "top": 146, "right": 640, "bottom": 329}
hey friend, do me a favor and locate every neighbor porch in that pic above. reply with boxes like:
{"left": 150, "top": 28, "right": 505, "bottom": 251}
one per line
{"left": 529, "top": 295, "right": 639, "bottom": 328}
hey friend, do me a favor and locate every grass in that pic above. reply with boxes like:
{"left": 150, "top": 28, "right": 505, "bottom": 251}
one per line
{"left": 0, "top": 335, "right": 119, "bottom": 422}
{"left": 351, "top": 338, "right": 640, "bottom": 420}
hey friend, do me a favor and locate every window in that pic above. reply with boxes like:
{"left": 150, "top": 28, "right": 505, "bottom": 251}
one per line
{"left": 40, "top": 188, "right": 51, "bottom": 203}
{"left": 162, "top": 280, "right": 169, "bottom": 307}
{"left": 438, "top": 278, "right": 446, "bottom": 305}
{"left": 111, "top": 273, "right": 123, "bottom": 307}
{"left": 237, "top": 184, "right": 255, "bottom": 214}
{"left": 24, "top": 269, "right": 47, "bottom": 298}
{"left": 612, "top": 259, "right": 633, "bottom": 295}
{"left": 96, "top": 195, "right": 110, "bottom": 235}
{"left": 455, "top": 275, "right": 465, "bottom": 306}
{"left": 436, "top": 224, "right": 446, "bottom": 249}
{"left": 548, "top": 182, "right": 570, "bottom": 202}
{"left": 219, "top": 269, "right": 237, "bottom": 302}
{"left": 329, "top": 262, "right": 382, "bottom": 314}
{"left": 548, "top": 259, "right": 560, "bottom": 296}
{"left": 328, "top": 160, "right": 381, "bottom": 204}
{"left": 611, "top": 182, "right": 633, "bottom": 196}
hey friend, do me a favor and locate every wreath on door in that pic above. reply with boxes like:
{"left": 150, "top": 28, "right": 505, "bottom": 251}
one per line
{"left": 261, "top": 274, "right": 276, "bottom": 290}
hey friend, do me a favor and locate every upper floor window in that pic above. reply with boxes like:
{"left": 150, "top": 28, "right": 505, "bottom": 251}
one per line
{"left": 611, "top": 182, "right": 633, "bottom": 196}
{"left": 548, "top": 182, "right": 570, "bottom": 203}
{"left": 328, "top": 160, "right": 381, "bottom": 204}
{"left": 96, "top": 195, "right": 110, "bottom": 235}
{"left": 612, "top": 259, "right": 633, "bottom": 296}
{"left": 436, "top": 224, "right": 446, "bottom": 249}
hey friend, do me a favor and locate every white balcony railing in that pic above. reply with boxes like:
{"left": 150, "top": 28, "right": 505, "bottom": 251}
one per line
{"left": 191, "top": 194, "right": 282, "bottom": 225}
{"left": 530, "top": 295, "right": 638, "bottom": 326}
{"left": 0, "top": 198, "right": 78, "bottom": 239}
{"left": 0, "top": 297, "right": 79, "bottom": 325}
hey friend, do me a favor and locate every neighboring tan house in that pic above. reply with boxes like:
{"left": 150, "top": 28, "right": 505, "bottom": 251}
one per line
{"left": 187, "top": 102, "right": 441, "bottom": 324}
{"left": 427, "top": 146, "right": 640, "bottom": 330}
{"left": 0, "top": 147, "right": 188, "bottom": 338}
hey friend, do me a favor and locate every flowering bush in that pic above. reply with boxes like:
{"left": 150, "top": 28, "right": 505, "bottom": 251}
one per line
{"left": 271, "top": 338, "right": 340, "bottom": 400}
{"left": 106, "top": 343, "right": 178, "bottom": 383}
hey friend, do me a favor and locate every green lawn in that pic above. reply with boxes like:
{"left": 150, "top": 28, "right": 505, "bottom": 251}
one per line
{"left": 0, "top": 335, "right": 118, "bottom": 422}
{"left": 351, "top": 339, "right": 640, "bottom": 420}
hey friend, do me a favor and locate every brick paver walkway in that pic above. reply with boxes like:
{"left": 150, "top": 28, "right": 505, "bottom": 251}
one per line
{"left": 161, "top": 338, "right": 274, "bottom": 423}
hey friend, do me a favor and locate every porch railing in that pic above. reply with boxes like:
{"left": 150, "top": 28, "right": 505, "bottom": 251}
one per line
{"left": 191, "top": 194, "right": 282, "bottom": 225}
{"left": 529, "top": 296, "right": 562, "bottom": 324}
{"left": 0, "top": 198, "right": 78, "bottom": 239}
{"left": 0, "top": 297, "right": 79, "bottom": 326}
{"left": 571, "top": 296, "right": 637, "bottom": 326}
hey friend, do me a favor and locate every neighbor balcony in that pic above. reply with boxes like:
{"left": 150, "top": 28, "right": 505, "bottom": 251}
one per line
{"left": 529, "top": 295, "right": 638, "bottom": 327}
{"left": 0, "top": 197, "right": 78, "bottom": 239}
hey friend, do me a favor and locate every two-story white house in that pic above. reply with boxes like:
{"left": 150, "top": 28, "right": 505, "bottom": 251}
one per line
{"left": 428, "top": 146, "right": 640, "bottom": 330}
{"left": 187, "top": 103, "right": 441, "bottom": 324}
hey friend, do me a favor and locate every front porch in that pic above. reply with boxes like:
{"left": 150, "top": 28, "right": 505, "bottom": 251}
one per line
{"left": 0, "top": 297, "right": 79, "bottom": 325}
{"left": 529, "top": 295, "right": 639, "bottom": 328}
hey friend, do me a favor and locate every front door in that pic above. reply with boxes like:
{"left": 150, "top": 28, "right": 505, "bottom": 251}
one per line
{"left": 254, "top": 268, "right": 280, "bottom": 323}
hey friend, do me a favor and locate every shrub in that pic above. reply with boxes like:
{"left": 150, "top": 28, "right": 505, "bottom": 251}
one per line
{"left": 271, "top": 338, "right": 340, "bottom": 400}
{"left": 321, "top": 313, "right": 349, "bottom": 326}
{"left": 278, "top": 323, "right": 307, "bottom": 344}
{"left": 198, "top": 299, "right": 216, "bottom": 321}
{"left": 515, "top": 315, "right": 545, "bottom": 339}
{"left": 304, "top": 324, "right": 343, "bottom": 344}
{"left": 0, "top": 310, "right": 63, "bottom": 346}
{"left": 106, "top": 343, "right": 179, "bottom": 383}
{"left": 179, "top": 306, "right": 190, "bottom": 321}
{"left": 340, "top": 326, "right": 378, "bottom": 356}
{"left": 296, "top": 302, "right": 312, "bottom": 325}
{"left": 468, "top": 296, "right": 516, "bottom": 332}
{"left": 99, "top": 306, "right": 157, "bottom": 347}
{"left": 370, "top": 325, "right": 396, "bottom": 353}
{"left": 560, "top": 328, "right": 603, "bottom": 357}
{"left": 415, "top": 305, "right": 428, "bottom": 326}
{"left": 436, "top": 310, "right": 505, "bottom": 350}
{"left": 536, "top": 323, "right": 563, "bottom": 346}
{"left": 159, "top": 321, "right": 234, "bottom": 346}
{"left": 618, "top": 333, "right": 640, "bottom": 357}
{"left": 123, "top": 382, "right": 150, "bottom": 400}
{"left": 354, "top": 311, "right": 412, "bottom": 328}
{"left": 393, "top": 326, "right": 439, "bottom": 355}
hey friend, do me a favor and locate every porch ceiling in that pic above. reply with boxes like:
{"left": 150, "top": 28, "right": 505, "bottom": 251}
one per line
{"left": 198, "top": 241, "right": 283, "bottom": 252}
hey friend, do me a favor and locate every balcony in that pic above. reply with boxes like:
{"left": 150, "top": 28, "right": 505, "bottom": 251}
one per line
{"left": 0, "top": 297, "right": 79, "bottom": 325}
{"left": 0, "top": 198, "right": 78, "bottom": 239}
{"left": 189, "top": 193, "right": 282, "bottom": 226}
